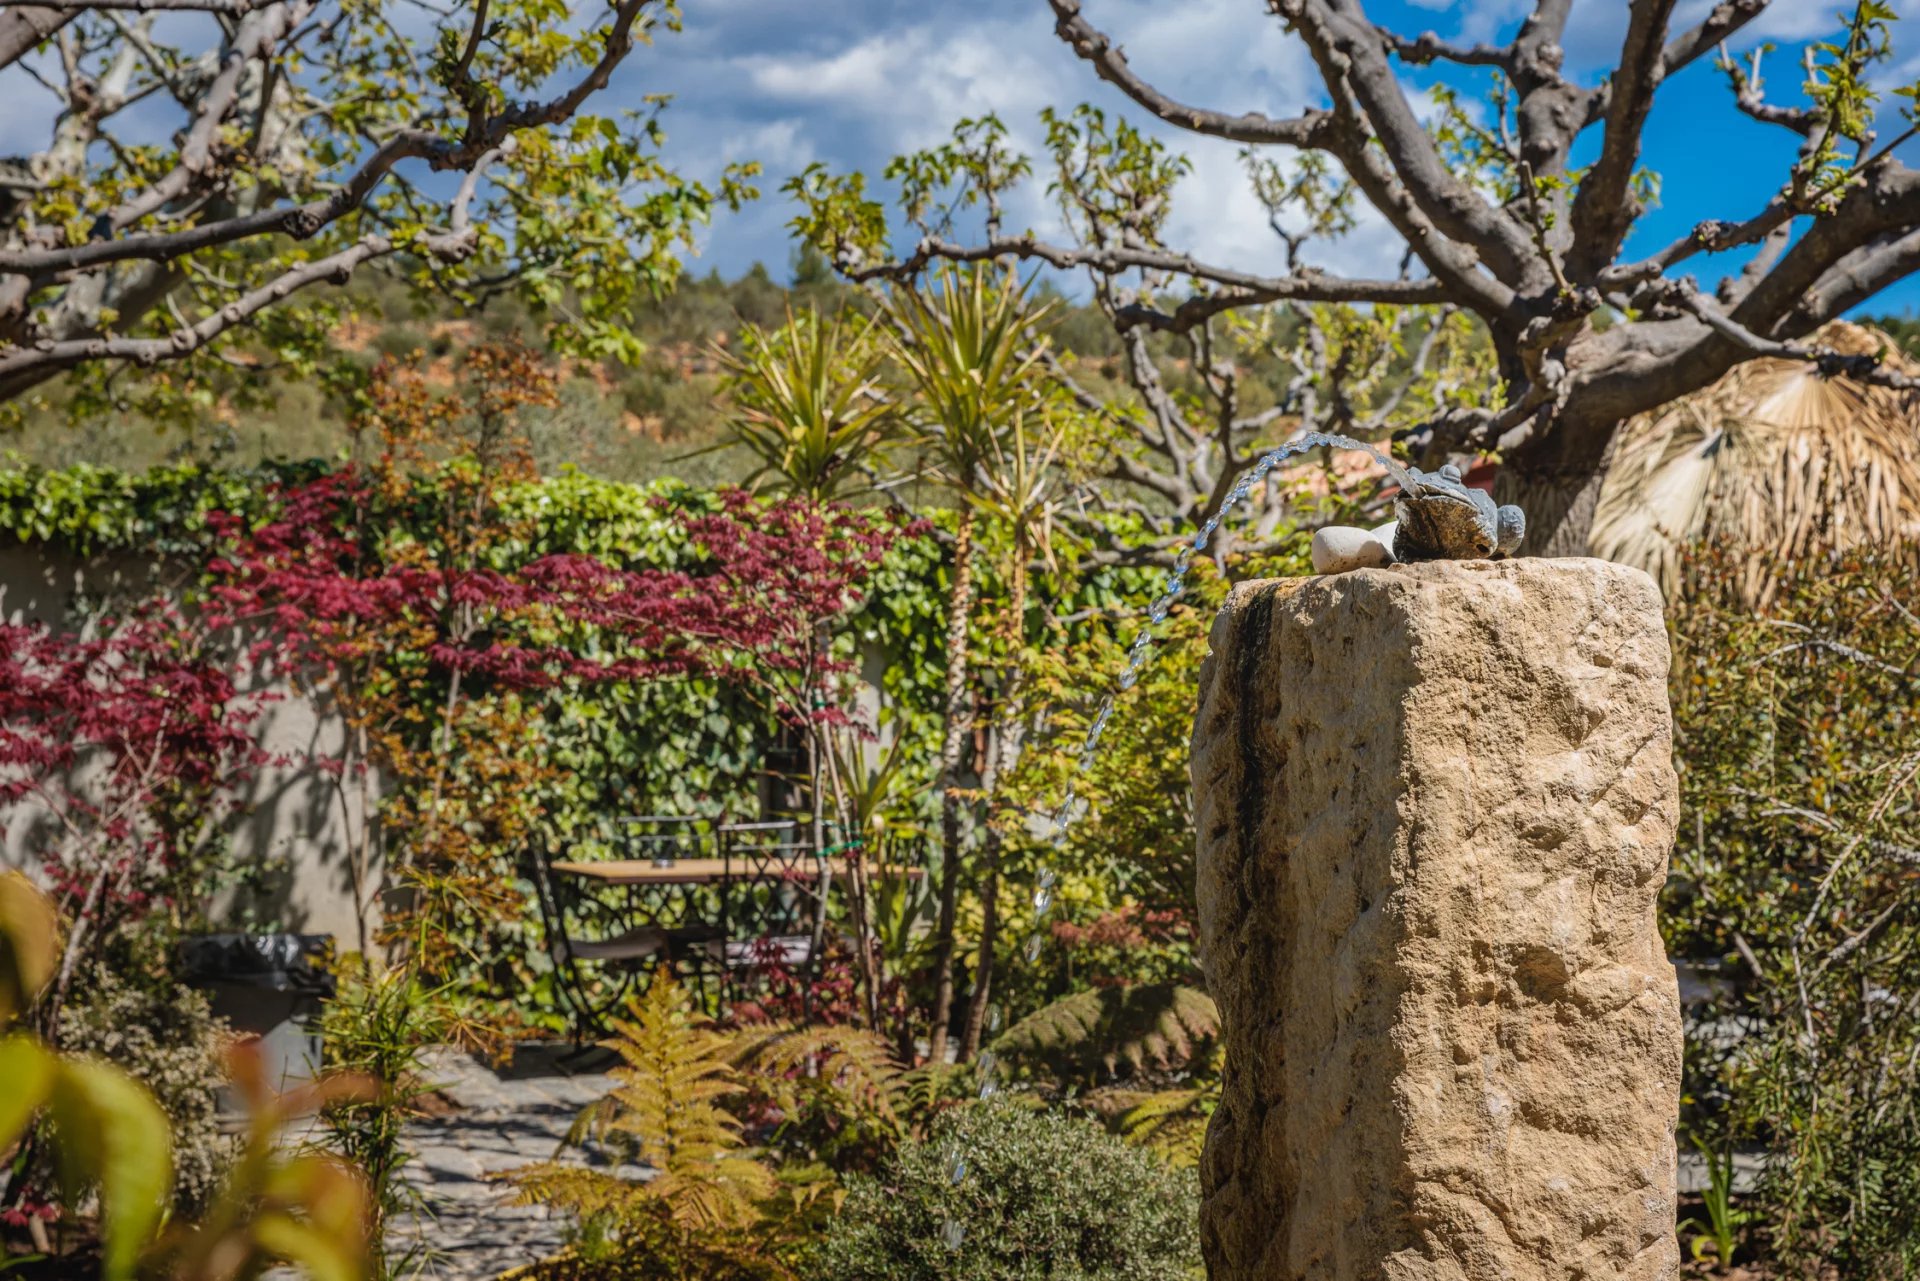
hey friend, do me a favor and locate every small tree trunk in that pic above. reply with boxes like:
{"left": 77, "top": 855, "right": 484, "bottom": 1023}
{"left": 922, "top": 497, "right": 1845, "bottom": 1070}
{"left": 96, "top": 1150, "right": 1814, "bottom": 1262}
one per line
{"left": 926, "top": 509, "right": 977, "bottom": 1064}
{"left": 1496, "top": 420, "right": 1617, "bottom": 558}
{"left": 957, "top": 830, "right": 1002, "bottom": 1061}
{"left": 958, "top": 553, "right": 1027, "bottom": 1061}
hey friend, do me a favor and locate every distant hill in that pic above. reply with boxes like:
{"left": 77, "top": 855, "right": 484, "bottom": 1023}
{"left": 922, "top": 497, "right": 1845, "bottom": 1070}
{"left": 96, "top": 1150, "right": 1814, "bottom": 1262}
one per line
{"left": 1, "top": 248, "right": 1146, "bottom": 486}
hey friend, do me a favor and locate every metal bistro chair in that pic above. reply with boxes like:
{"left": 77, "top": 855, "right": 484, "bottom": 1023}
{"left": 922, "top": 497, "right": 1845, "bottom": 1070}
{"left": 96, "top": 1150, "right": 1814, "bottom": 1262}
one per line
{"left": 530, "top": 814, "right": 728, "bottom": 1037}
{"left": 706, "top": 820, "right": 822, "bottom": 973}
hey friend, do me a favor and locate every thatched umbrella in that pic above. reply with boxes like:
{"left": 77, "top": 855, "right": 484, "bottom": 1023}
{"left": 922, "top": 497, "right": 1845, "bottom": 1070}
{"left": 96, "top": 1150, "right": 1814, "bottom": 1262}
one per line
{"left": 1590, "top": 320, "right": 1920, "bottom": 605}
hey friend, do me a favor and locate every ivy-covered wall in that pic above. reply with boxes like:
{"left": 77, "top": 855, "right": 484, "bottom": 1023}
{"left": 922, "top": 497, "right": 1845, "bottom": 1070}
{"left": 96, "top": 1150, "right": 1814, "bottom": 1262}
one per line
{"left": 0, "top": 461, "right": 1159, "bottom": 944}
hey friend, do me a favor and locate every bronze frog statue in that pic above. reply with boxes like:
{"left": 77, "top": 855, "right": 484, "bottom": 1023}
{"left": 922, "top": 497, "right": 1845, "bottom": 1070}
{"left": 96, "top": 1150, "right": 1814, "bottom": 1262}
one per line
{"left": 1392, "top": 464, "right": 1526, "bottom": 562}
{"left": 1308, "top": 463, "right": 1526, "bottom": 574}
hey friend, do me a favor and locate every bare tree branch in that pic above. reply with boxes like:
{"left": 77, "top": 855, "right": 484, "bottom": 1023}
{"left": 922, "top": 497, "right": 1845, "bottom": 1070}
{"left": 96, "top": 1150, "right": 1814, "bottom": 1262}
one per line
{"left": 842, "top": 232, "right": 1447, "bottom": 315}
{"left": 0, "top": 232, "right": 402, "bottom": 384}
{"left": 0, "top": 0, "right": 263, "bottom": 10}
{"left": 1048, "top": 0, "right": 1330, "bottom": 146}
{"left": 1720, "top": 41, "right": 1820, "bottom": 135}
{"left": 0, "top": 5, "right": 76, "bottom": 70}
{"left": 1377, "top": 28, "right": 1512, "bottom": 70}
{"left": 1656, "top": 277, "right": 1920, "bottom": 390}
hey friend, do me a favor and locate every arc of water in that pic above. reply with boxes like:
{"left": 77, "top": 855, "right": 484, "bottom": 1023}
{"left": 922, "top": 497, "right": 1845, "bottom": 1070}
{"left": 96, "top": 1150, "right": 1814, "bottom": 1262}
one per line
{"left": 940, "top": 431, "right": 1408, "bottom": 1248}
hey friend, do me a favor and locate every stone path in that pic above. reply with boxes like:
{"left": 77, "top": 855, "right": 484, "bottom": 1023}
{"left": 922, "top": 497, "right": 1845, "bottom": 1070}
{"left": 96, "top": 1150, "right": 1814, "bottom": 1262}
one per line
{"left": 389, "top": 1045, "right": 638, "bottom": 1280}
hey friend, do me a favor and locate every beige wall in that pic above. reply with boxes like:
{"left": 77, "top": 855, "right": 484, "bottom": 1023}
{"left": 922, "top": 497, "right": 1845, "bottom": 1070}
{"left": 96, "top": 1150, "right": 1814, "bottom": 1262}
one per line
{"left": 0, "top": 542, "right": 378, "bottom": 951}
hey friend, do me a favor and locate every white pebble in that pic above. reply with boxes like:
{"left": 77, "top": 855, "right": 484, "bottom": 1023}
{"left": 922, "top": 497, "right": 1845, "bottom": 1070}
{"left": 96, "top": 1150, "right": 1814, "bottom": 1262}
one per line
{"left": 1311, "top": 525, "right": 1395, "bottom": 575}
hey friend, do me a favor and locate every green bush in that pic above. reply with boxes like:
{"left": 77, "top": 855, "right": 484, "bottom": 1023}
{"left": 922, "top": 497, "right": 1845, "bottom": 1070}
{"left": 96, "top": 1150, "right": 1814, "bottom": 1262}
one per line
{"left": 1665, "top": 540, "right": 1920, "bottom": 1275}
{"left": 51, "top": 966, "right": 235, "bottom": 1215}
{"left": 809, "top": 1098, "right": 1200, "bottom": 1281}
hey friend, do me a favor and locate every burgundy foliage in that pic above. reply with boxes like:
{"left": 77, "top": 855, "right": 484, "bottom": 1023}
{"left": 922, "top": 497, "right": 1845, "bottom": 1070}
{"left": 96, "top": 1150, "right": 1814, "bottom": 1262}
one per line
{"left": 207, "top": 476, "right": 904, "bottom": 722}
{"left": 0, "top": 600, "right": 273, "bottom": 926}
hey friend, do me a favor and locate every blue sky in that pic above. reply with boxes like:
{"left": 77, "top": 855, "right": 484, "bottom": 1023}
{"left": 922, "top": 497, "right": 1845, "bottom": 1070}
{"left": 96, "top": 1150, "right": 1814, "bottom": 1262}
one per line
{"left": 6, "top": 1, "right": 1919, "bottom": 316}
{"left": 621, "top": 0, "right": 1920, "bottom": 316}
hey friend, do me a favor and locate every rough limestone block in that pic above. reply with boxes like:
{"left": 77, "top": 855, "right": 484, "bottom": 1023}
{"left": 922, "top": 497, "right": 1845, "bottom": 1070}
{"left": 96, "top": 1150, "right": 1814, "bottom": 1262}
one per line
{"left": 1190, "top": 559, "right": 1681, "bottom": 1281}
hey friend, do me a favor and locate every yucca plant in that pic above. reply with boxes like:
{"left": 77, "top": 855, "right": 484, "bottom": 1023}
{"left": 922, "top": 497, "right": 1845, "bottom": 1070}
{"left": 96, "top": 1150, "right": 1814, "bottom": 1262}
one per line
{"left": 823, "top": 733, "right": 930, "bottom": 1032}
{"left": 717, "top": 308, "right": 900, "bottom": 503}
{"left": 885, "top": 266, "right": 1055, "bottom": 1064}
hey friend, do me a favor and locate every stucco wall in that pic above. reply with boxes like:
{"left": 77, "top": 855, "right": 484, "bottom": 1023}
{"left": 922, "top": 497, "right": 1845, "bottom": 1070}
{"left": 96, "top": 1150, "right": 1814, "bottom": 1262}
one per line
{"left": 0, "top": 541, "right": 378, "bottom": 950}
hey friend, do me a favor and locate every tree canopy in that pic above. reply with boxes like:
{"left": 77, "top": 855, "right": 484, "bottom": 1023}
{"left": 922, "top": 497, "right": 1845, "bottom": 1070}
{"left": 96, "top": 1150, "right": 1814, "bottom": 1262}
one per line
{"left": 789, "top": 0, "right": 1920, "bottom": 553}
{"left": 0, "top": 0, "right": 755, "bottom": 428}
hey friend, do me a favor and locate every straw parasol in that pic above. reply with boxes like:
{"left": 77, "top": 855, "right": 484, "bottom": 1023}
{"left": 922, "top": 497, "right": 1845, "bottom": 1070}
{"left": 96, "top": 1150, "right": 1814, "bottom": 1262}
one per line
{"left": 1589, "top": 320, "right": 1920, "bottom": 605}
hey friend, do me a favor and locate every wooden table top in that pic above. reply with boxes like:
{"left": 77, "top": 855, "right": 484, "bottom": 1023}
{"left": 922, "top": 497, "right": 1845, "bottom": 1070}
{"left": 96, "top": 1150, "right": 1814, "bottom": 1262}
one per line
{"left": 551, "top": 857, "right": 924, "bottom": 886}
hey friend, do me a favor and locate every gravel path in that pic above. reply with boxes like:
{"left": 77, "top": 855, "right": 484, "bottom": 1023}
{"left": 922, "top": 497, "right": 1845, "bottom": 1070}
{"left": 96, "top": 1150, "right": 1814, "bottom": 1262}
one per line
{"left": 389, "top": 1046, "right": 634, "bottom": 1280}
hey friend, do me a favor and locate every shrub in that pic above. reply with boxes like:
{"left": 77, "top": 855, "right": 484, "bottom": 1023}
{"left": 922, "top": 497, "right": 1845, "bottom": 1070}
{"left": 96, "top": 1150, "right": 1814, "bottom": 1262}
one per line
{"left": 51, "top": 966, "right": 235, "bottom": 1215}
{"left": 1666, "top": 540, "right": 1920, "bottom": 1275}
{"left": 810, "top": 1097, "right": 1200, "bottom": 1281}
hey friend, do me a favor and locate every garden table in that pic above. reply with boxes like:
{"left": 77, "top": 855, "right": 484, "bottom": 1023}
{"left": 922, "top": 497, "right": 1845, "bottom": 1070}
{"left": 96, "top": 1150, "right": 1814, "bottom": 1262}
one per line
{"left": 548, "top": 855, "right": 914, "bottom": 884}
{"left": 528, "top": 816, "right": 923, "bottom": 1035}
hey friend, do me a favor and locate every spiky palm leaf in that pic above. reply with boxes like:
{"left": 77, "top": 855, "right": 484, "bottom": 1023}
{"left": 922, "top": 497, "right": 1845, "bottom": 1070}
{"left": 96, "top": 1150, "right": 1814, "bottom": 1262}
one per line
{"left": 991, "top": 983, "right": 1220, "bottom": 1084}
{"left": 717, "top": 308, "right": 899, "bottom": 503}
{"left": 886, "top": 266, "right": 1055, "bottom": 491}
{"left": 1592, "top": 320, "right": 1920, "bottom": 605}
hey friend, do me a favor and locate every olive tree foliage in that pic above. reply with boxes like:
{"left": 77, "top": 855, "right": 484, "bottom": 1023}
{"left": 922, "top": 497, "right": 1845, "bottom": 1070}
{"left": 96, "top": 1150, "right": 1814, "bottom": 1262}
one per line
{"left": 790, "top": 1, "right": 1920, "bottom": 555}
{"left": 0, "top": 0, "right": 756, "bottom": 426}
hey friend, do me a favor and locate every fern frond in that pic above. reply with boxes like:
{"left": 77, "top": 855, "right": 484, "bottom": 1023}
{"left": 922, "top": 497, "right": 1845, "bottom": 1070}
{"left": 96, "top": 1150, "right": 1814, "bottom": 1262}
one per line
{"left": 991, "top": 984, "right": 1219, "bottom": 1083}
{"left": 1117, "top": 1086, "right": 1215, "bottom": 1169}
{"left": 591, "top": 973, "right": 749, "bottom": 1173}
{"left": 731, "top": 1023, "right": 907, "bottom": 1138}
{"left": 507, "top": 1163, "right": 650, "bottom": 1222}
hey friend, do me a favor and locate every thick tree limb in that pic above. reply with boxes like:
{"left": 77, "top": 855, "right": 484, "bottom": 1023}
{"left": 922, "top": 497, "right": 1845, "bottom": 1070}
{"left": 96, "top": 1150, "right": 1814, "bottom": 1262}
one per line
{"left": 1567, "top": 0, "right": 1677, "bottom": 279}
{"left": 1048, "top": 0, "right": 1329, "bottom": 146}
{"left": 1798, "top": 227, "right": 1920, "bottom": 326}
{"left": 0, "top": 5, "right": 75, "bottom": 70}
{"left": 1657, "top": 0, "right": 1772, "bottom": 81}
{"left": 1580, "top": 0, "right": 1772, "bottom": 128}
{"left": 1286, "top": 0, "right": 1538, "bottom": 288}
{"left": 1734, "top": 163, "right": 1920, "bottom": 330}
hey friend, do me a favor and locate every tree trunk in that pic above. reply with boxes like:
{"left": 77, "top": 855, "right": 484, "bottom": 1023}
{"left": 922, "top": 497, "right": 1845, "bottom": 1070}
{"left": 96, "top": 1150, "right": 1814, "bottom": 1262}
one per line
{"left": 1495, "top": 415, "right": 1619, "bottom": 558}
{"left": 957, "top": 828, "right": 1001, "bottom": 1061}
{"left": 1494, "top": 463, "right": 1609, "bottom": 557}
{"left": 958, "top": 551, "right": 1027, "bottom": 1061}
{"left": 926, "top": 509, "right": 977, "bottom": 1065}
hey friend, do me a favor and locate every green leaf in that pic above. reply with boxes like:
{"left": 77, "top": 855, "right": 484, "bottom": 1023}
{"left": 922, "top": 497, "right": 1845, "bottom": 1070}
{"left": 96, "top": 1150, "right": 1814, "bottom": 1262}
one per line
{"left": 0, "top": 1036, "right": 55, "bottom": 1153}
{"left": 0, "top": 873, "right": 59, "bottom": 1023}
{"left": 48, "top": 1059, "right": 173, "bottom": 1281}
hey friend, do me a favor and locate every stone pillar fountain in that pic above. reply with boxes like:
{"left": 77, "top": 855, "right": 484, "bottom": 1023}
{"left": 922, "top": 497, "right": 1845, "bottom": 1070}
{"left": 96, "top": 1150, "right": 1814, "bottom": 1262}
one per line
{"left": 1190, "top": 558, "right": 1682, "bottom": 1281}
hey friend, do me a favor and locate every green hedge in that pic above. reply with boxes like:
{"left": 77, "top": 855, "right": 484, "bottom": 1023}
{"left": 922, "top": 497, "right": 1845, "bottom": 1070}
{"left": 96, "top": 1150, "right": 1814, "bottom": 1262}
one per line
{"left": 0, "top": 458, "right": 1164, "bottom": 838}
